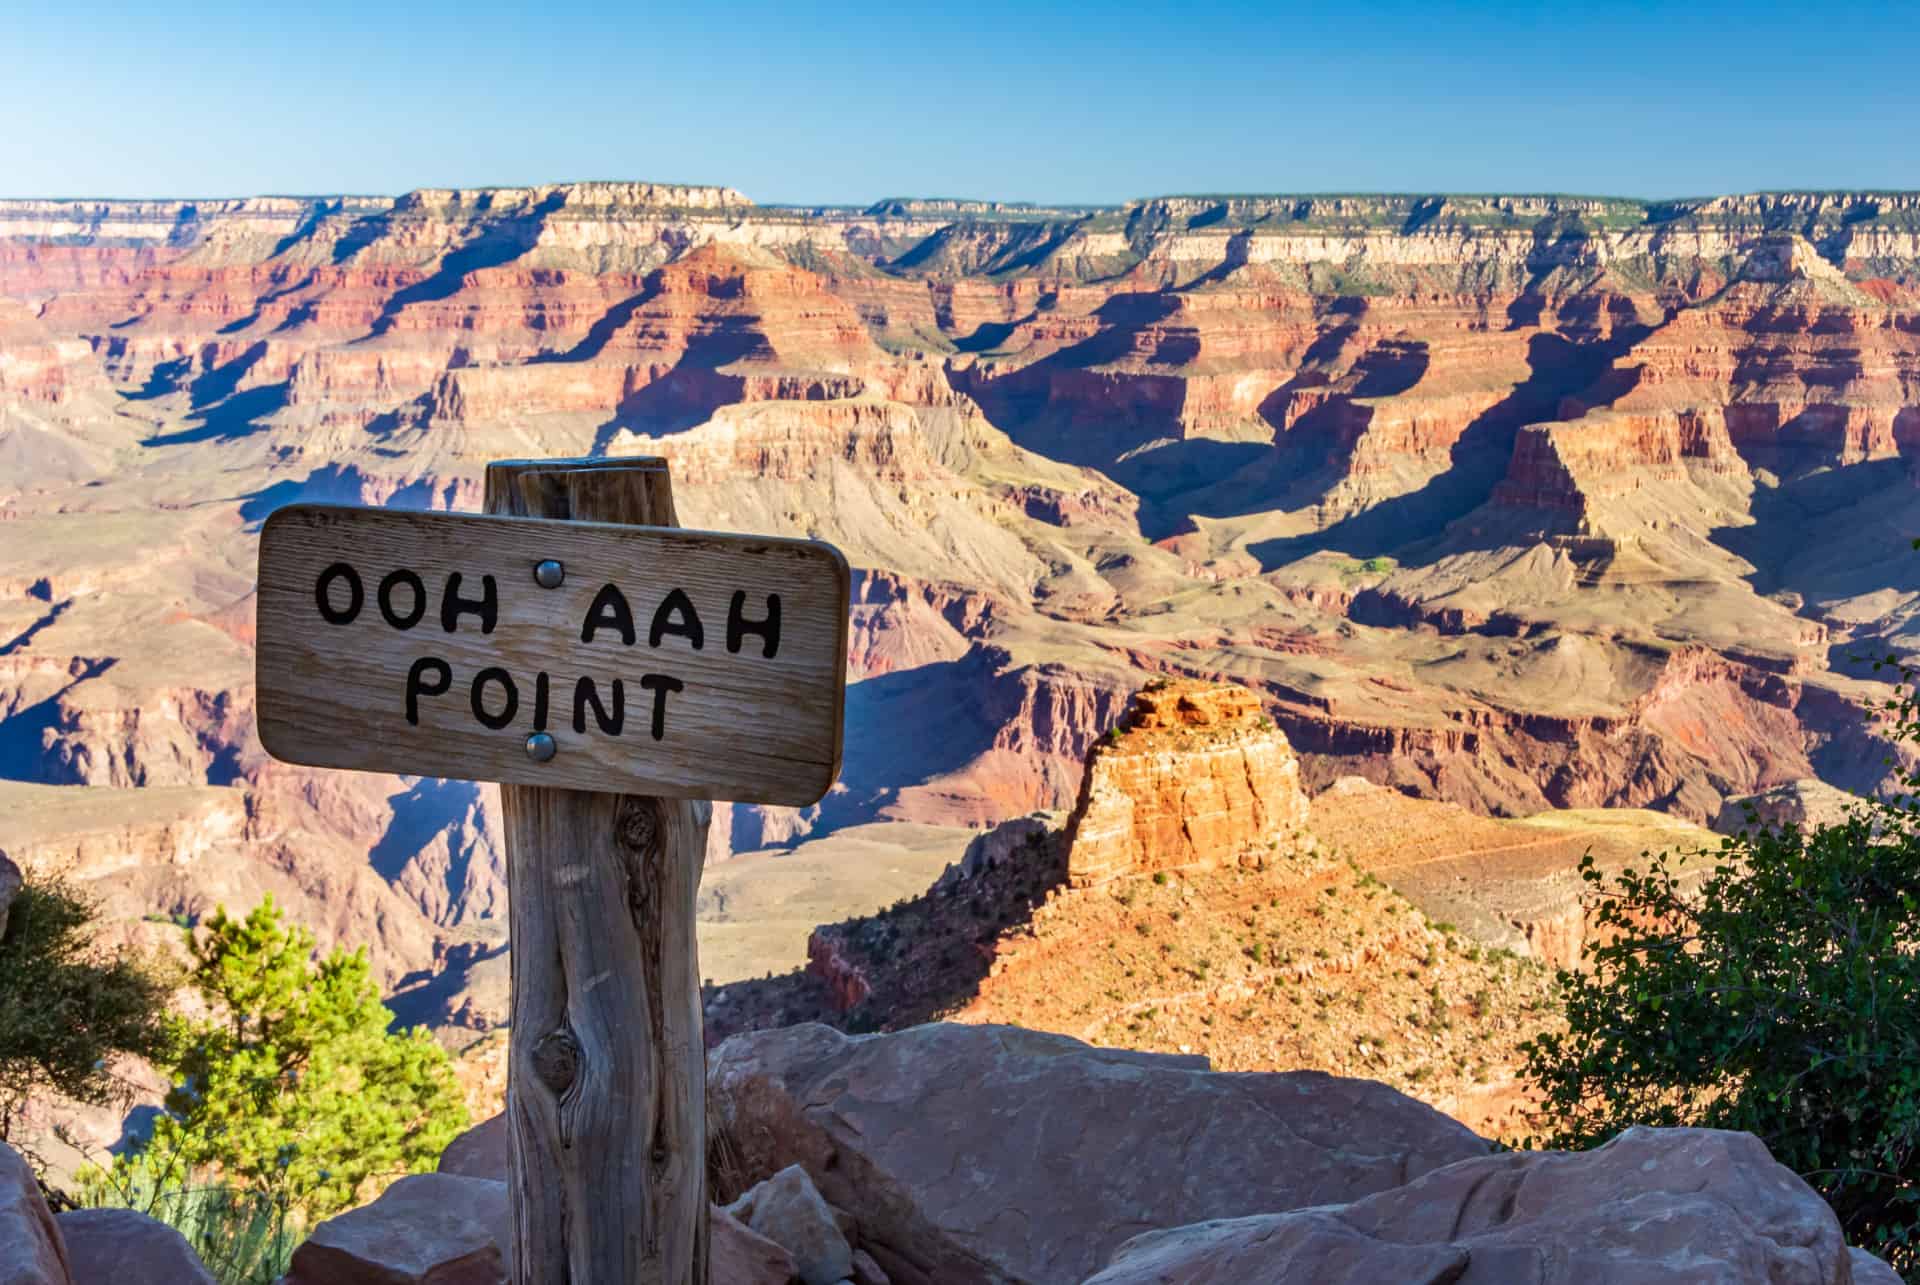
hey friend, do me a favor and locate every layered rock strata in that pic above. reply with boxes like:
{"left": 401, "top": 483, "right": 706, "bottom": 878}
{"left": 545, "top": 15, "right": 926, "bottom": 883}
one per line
{"left": 4, "top": 181, "right": 1918, "bottom": 1046}
{"left": 1062, "top": 681, "right": 1311, "bottom": 887}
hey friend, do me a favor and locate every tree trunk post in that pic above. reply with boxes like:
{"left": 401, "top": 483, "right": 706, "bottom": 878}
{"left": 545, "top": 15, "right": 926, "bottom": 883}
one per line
{"left": 483, "top": 456, "right": 711, "bottom": 1285}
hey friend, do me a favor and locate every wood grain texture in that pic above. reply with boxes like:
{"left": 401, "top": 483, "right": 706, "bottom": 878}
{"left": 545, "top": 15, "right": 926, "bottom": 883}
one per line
{"left": 255, "top": 496, "right": 849, "bottom": 806}
{"left": 488, "top": 457, "right": 712, "bottom": 1285}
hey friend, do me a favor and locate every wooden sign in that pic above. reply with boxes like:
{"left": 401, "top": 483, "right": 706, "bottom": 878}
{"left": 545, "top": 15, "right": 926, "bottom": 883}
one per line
{"left": 255, "top": 503, "right": 849, "bottom": 806}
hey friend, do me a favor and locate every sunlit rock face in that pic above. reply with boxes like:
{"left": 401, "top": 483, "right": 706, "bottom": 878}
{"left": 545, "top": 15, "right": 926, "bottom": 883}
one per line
{"left": 1063, "top": 680, "right": 1311, "bottom": 888}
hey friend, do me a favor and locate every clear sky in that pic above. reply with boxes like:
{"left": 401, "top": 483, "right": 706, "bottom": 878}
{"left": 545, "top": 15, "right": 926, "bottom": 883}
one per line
{"left": 5, "top": 0, "right": 1916, "bottom": 204}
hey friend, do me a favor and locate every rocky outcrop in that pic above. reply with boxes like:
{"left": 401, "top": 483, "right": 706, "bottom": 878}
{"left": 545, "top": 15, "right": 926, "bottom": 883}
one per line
{"left": 286, "top": 1172, "right": 797, "bottom": 1285}
{"left": 232, "top": 1028, "right": 1906, "bottom": 1285}
{"left": 1306, "top": 775, "right": 1718, "bottom": 973}
{"left": 0, "top": 785, "right": 246, "bottom": 882}
{"left": 1086, "top": 1127, "right": 1880, "bottom": 1285}
{"left": 707, "top": 1021, "right": 1487, "bottom": 1284}
{"left": 0, "top": 1140, "right": 70, "bottom": 1285}
{"left": 804, "top": 930, "right": 873, "bottom": 1013}
{"left": 724, "top": 1165, "right": 852, "bottom": 1285}
{"left": 933, "top": 812, "right": 1061, "bottom": 890}
{"left": 1273, "top": 640, "right": 1879, "bottom": 826}
{"left": 54, "top": 1210, "right": 215, "bottom": 1285}
{"left": 1063, "top": 681, "right": 1311, "bottom": 888}
{"left": 712, "top": 1206, "right": 802, "bottom": 1285}
{"left": 279, "top": 1173, "right": 508, "bottom": 1284}
{"left": 1716, "top": 777, "right": 1865, "bottom": 834}
{"left": 424, "top": 1118, "right": 798, "bottom": 1284}
{"left": 436, "top": 1113, "right": 507, "bottom": 1181}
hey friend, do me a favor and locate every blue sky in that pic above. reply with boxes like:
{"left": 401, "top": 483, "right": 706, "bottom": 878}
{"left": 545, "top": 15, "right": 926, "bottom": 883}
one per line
{"left": 4, "top": 0, "right": 1916, "bottom": 202}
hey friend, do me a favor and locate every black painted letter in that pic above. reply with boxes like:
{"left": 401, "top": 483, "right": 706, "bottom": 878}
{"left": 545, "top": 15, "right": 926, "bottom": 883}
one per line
{"left": 639, "top": 673, "right": 683, "bottom": 741}
{"left": 441, "top": 573, "right": 498, "bottom": 634}
{"left": 470, "top": 667, "right": 519, "bottom": 729}
{"left": 726, "top": 590, "right": 781, "bottom": 658}
{"left": 581, "top": 584, "right": 636, "bottom": 645}
{"left": 533, "top": 671, "right": 551, "bottom": 732}
{"left": 648, "top": 589, "right": 704, "bottom": 650}
{"left": 405, "top": 656, "right": 452, "bottom": 725}
{"left": 573, "top": 677, "right": 625, "bottom": 735}
{"left": 315, "top": 562, "right": 363, "bottom": 625}
{"left": 378, "top": 569, "right": 427, "bottom": 630}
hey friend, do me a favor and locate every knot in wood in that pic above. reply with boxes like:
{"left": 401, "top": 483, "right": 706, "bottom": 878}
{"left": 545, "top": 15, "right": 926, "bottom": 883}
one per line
{"left": 616, "top": 798, "right": 659, "bottom": 855}
{"left": 532, "top": 1028, "right": 582, "bottom": 1095}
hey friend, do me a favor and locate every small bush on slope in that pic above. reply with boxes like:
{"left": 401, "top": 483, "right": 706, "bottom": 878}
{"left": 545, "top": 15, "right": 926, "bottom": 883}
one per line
{"left": 100, "top": 896, "right": 468, "bottom": 1220}
{"left": 1522, "top": 657, "right": 1920, "bottom": 1274}
{"left": 0, "top": 878, "right": 173, "bottom": 1154}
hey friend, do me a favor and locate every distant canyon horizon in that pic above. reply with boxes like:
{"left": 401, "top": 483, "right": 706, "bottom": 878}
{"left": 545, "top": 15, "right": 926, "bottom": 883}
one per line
{"left": 1, "top": 176, "right": 1916, "bottom": 1072}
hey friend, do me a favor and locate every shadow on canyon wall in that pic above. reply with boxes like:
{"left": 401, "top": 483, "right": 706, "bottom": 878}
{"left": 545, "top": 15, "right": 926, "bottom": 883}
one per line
{"left": 1247, "top": 311, "right": 1655, "bottom": 569}
{"left": 361, "top": 191, "right": 565, "bottom": 339}
{"left": 0, "top": 659, "right": 118, "bottom": 783}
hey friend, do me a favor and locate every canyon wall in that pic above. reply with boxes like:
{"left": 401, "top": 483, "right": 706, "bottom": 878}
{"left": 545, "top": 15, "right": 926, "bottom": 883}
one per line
{"left": 2, "top": 181, "right": 1916, "bottom": 1022}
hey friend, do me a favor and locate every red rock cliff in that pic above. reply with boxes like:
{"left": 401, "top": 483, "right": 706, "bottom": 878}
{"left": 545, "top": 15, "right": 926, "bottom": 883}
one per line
{"left": 1063, "top": 681, "right": 1312, "bottom": 887}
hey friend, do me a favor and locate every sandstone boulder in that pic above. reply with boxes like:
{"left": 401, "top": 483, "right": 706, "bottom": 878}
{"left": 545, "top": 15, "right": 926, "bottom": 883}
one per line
{"left": 0, "top": 1140, "right": 69, "bottom": 1285}
{"left": 416, "top": 1129, "right": 798, "bottom": 1283}
{"left": 1085, "top": 1127, "right": 1860, "bottom": 1284}
{"left": 437, "top": 1113, "right": 509, "bottom": 1180}
{"left": 55, "top": 1209, "right": 214, "bottom": 1285}
{"left": 726, "top": 1165, "right": 852, "bottom": 1285}
{"left": 279, "top": 1173, "right": 508, "bottom": 1285}
{"left": 712, "top": 1205, "right": 801, "bottom": 1285}
{"left": 708, "top": 1021, "right": 1487, "bottom": 1284}
{"left": 1064, "top": 681, "right": 1310, "bottom": 888}
{"left": 0, "top": 853, "right": 21, "bottom": 942}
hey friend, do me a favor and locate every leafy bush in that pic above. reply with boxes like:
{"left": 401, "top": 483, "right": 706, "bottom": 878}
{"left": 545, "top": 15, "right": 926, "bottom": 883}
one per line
{"left": 1522, "top": 660, "right": 1920, "bottom": 1273}
{"left": 0, "top": 879, "right": 173, "bottom": 1150}
{"left": 107, "top": 897, "right": 468, "bottom": 1219}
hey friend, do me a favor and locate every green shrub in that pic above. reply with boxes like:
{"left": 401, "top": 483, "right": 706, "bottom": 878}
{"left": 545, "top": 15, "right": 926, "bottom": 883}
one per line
{"left": 1522, "top": 657, "right": 1920, "bottom": 1274}
{"left": 107, "top": 897, "right": 468, "bottom": 1220}
{"left": 0, "top": 880, "right": 173, "bottom": 1149}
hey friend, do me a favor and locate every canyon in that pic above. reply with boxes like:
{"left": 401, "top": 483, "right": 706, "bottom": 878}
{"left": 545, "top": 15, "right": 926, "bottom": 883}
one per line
{"left": 706, "top": 679, "right": 1725, "bottom": 1138}
{"left": 0, "top": 182, "right": 1916, "bottom": 1078}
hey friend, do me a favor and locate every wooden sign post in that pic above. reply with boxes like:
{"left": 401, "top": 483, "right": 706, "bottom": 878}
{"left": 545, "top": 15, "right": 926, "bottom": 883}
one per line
{"left": 254, "top": 456, "right": 850, "bottom": 1285}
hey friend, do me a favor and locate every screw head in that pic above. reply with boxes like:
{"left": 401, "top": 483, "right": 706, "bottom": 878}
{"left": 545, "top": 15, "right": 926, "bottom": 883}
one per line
{"left": 533, "top": 559, "right": 565, "bottom": 589}
{"left": 525, "top": 732, "right": 557, "bottom": 762}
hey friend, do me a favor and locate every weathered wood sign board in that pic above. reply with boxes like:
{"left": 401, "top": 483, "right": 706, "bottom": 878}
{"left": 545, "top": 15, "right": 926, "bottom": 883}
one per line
{"left": 256, "top": 503, "right": 849, "bottom": 805}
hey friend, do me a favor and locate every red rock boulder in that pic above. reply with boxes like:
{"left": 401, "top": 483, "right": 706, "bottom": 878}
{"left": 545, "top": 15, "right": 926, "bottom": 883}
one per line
{"left": 708, "top": 1020, "right": 1486, "bottom": 1284}
{"left": 428, "top": 1121, "right": 796, "bottom": 1285}
{"left": 1085, "top": 1127, "right": 1880, "bottom": 1285}
{"left": 55, "top": 1209, "right": 214, "bottom": 1285}
{"left": 0, "top": 1139, "right": 69, "bottom": 1285}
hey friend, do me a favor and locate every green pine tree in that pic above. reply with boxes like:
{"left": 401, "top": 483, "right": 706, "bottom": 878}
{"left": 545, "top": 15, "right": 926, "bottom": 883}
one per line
{"left": 115, "top": 897, "right": 468, "bottom": 1218}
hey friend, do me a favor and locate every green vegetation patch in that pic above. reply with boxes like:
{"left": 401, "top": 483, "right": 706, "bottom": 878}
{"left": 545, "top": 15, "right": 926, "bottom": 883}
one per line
{"left": 1523, "top": 646, "right": 1920, "bottom": 1275}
